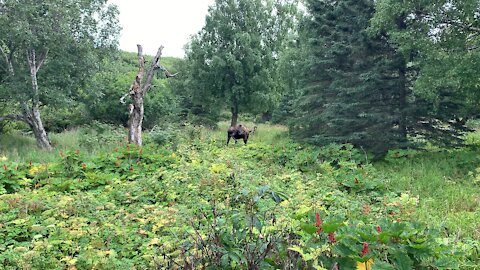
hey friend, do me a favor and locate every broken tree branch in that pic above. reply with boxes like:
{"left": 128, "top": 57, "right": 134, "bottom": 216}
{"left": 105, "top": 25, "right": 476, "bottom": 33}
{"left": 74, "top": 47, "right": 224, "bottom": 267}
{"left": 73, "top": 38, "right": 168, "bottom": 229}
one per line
{"left": 0, "top": 114, "right": 25, "bottom": 122}
{"left": 141, "top": 45, "right": 164, "bottom": 94}
{"left": 36, "top": 48, "right": 49, "bottom": 72}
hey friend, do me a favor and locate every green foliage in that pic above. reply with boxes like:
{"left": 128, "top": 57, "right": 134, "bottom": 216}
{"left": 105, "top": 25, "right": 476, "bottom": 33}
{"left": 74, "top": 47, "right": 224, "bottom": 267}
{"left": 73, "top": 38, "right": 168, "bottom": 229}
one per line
{"left": 0, "top": 125, "right": 478, "bottom": 269}
{"left": 291, "top": 0, "right": 408, "bottom": 157}
{"left": 370, "top": 0, "right": 479, "bottom": 146}
{"left": 0, "top": 0, "right": 120, "bottom": 145}
{"left": 84, "top": 52, "right": 182, "bottom": 129}
{"left": 184, "top": 0, "right": 298, "bottom": 125}
{"left": 78, "top": 121, "right": 125, "bottom": 151}
{"left": 377, "top": 149, "right": 480, "bottom": 240}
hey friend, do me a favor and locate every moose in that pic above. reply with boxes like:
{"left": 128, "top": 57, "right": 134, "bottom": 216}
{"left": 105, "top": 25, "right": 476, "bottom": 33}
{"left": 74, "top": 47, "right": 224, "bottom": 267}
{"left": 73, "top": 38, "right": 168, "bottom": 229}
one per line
{"left": 227, "top": 124, "right": 256, "bottom": 145}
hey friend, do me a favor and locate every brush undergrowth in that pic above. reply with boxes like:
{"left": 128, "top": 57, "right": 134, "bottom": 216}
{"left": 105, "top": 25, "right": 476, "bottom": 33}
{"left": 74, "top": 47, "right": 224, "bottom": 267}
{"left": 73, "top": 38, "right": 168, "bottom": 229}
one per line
{"left": 0, "top": 124, "right": 479, "bottom": 269}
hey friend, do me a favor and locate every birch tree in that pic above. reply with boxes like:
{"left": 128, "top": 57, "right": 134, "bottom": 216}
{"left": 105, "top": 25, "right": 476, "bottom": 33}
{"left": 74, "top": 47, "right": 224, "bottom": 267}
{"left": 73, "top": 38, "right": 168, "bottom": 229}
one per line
{"left": 0, "top": 0, "right": 119, "bottom": 149}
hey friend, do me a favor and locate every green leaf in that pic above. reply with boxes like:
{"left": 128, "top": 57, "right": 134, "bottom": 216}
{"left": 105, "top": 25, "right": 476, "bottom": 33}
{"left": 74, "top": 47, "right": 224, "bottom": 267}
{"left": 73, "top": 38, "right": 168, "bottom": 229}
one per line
{"left": 322, "top": 221, "right": 345, "bottom": 233}
{"left": 301, "top": 223, "right": 318, "bottom": 235}
{"left": 394, "top": 251, "right": 413, "bottom": 270}
{"left": 432, "top": 257, "right": 460, "bottom": 270}
{"left": 372, "top": 262, "right": 396, "bottom": 270}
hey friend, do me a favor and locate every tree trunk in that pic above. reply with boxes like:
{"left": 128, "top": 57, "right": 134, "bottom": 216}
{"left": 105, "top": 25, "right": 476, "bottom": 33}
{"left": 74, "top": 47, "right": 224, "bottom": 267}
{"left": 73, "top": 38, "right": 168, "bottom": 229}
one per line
{"left": 26, "top": 49, "right": 52, "bottom": 150}
{"left": 27, "top": 105, "right": 52, "bottom": 150}
{"left": 127, "top": 45, "right": 146, "bottom": 145}
{"left": 230, "top": 101, "right": 238, "bottom": 127}
{"left": 126, "top": 45, "right": 168, "bottom": 146}
{"left": 261, "top": 111, "right": 272, "bottom": 123}
{"left": 128, "top": 92, "right": 145, "bottom": 146}
{"left": 398, "top": 65, "right": 408, "bottom": 141}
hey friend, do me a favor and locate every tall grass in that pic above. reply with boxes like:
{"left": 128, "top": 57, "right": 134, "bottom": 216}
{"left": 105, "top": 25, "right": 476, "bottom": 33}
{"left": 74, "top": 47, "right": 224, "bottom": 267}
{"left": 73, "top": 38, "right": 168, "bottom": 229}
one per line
{"left": 376, "top": 149, "right": 480, "bottom": 239}
{"left": 215, "top": 121, "right": 290, "bottom": 145}
{"left": 0, "top": 127, "right": 124, "bottom": 163}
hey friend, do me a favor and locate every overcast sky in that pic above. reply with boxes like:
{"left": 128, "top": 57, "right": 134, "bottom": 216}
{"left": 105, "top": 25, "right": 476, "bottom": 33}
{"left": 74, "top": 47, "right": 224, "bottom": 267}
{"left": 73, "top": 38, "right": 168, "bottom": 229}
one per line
{"left": 109, "top": 0, "right": 215, "bottom": 58}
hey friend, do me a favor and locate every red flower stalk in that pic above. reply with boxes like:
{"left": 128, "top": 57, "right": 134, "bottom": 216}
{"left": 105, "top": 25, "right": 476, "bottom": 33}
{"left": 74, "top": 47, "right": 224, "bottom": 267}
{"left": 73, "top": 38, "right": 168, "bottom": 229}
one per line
{"left": 328, "top": 232, "right": 336, "bottom": 243}
{"left": 361, "top": 242, "right": 369, "bottom": 257}
{"left": 376, "top": 225, "right": 382, "bottom": 233}
{"left": 75, "top": 149, "right": 80, "bottom": 155}
{"left": 82, "top": 163, "right": 87, "bottom": 170}
{"left": 355, "top": 177, "right": 359, "bottom": 184}
{"left": 315, "top": 212, "right": 323, "bottom": 234}
{"left": 129, "top": 166, "right": 134, "bottom": 172}
{"left": 139, "top": 148, "right": 143, "bottom": 155}
{"left": 3, "top": 164, "right": 7, "bottom": 171}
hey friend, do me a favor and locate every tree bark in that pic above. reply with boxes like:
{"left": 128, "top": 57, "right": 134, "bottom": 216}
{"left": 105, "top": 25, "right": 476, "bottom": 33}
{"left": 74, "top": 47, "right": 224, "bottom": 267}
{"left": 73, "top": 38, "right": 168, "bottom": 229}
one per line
{"left": 127, "top": 45, "right": 146, "bottom": 145}
{"left": 127, "top": 45, "right": 168, "bottom": 146}
{"left": 0, "top": 44, "right": 52, "bottom": 150}
{"left": 230, "top": 101, "right": 238, "bottom": 127}
{"left": 26, "top": 49, "right": 52, "bottom": 150}
{"left": 398, "top": 65, "right": 408, "bottom": 141}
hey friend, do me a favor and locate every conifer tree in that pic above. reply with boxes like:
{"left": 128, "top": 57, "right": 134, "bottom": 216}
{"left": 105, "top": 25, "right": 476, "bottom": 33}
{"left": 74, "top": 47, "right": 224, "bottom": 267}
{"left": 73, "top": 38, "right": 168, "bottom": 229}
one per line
{"left": 291, "top": 0, "right": 408, "bottom": 156}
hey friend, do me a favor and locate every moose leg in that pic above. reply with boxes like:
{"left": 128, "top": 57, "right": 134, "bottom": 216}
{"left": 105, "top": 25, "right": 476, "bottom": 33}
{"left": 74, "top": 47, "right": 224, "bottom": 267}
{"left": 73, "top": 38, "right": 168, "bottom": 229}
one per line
{"left": 243, "top": 135, "right": 248, "bottom": 145}
{"left": 227, "top": 134, "right": 232, "bottom": 145}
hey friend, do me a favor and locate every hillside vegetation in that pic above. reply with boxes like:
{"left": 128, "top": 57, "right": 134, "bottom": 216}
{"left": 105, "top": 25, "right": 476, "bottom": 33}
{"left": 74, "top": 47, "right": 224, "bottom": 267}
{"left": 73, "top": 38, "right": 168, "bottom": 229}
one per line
{"left": 0, "top": 124, "right": 479, "bottom": 269}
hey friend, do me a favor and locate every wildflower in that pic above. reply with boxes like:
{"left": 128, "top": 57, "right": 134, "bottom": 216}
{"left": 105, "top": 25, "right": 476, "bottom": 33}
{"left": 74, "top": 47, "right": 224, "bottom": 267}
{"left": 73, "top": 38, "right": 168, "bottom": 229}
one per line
{"left": 60, "top": 151, "right": 64, "bottom": 157}
{"left": 29, "top": 161, "right": 32, "bottom": 167}
{"left": 172, "top": 152, "right": 176, "bottom": 158}
{"left": 361, "top": 242, "right": 369, "bottom": 257}
{"left": 0, "top": 156, "right": 7, "bottom": 161}
{"left": 82, "top": 163, "right": 87, "bottom": 170}
{"left": 129, "top": 166, "right": 134, "bottom": 172}
{"left": 139, "top": 148, "right": 143, "bottom": 155}
{"left": 376, "top": 225, "right": 382, "bottom": 233}
{"left": 75, "top": 149, "right": 80, "bottom": 155}
{"left": 328, "top": 232, "right": 336, "bottom": 243}
{"left": 315, "top": 212, "right": 323, "bottom": 234}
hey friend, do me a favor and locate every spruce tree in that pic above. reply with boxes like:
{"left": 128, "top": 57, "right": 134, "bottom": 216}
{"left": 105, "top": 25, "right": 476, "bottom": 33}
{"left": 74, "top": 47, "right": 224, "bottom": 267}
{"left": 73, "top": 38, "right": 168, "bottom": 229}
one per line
{"left": 292, "top": 0, "right": 407, "bottom": 156}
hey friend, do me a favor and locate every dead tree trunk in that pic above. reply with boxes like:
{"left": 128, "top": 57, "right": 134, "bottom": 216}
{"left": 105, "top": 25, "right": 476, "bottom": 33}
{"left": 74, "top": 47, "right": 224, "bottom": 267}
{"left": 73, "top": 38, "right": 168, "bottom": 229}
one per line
{"left": 124, "top": 45, "right": 176, "bottom": 146}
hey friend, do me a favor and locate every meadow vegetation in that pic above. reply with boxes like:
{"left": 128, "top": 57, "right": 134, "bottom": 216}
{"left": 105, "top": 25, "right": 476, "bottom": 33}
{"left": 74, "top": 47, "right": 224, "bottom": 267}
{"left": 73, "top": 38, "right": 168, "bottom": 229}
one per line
{"left": 1, "top": 0, "right": 480, "bottom": 269}
{"left": 0, "top": 124, "right": 479, "bottom": 269}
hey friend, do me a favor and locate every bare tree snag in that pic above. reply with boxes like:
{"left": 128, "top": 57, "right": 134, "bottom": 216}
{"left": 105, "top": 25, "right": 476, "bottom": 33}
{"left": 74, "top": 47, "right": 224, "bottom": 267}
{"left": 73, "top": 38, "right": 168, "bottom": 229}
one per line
{"left": 124, "top": 44, "right": 176, "bottom": 146}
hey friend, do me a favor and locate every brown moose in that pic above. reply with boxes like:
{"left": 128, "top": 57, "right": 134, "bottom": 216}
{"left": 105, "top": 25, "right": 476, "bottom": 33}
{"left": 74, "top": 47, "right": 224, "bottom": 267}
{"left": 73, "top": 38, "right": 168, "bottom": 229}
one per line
{"left": 227, "top": 125, "right": 256, "bottom": 145}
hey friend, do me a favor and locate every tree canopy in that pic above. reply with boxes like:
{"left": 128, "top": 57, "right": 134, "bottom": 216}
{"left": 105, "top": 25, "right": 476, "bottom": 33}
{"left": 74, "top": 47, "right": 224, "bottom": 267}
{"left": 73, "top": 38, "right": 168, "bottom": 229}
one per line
{"left": 184, "top": 0, "right": 298, "bottom": 126}
{"left": 0, "top": 0, "right": 120, "bottom": 148}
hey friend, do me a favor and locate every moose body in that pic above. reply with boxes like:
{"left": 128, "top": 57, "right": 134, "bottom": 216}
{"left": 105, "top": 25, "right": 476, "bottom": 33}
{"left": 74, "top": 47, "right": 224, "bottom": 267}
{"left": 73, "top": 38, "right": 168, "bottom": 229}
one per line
{"left": 227, "top": 125, "right": 250, "bottom": 145}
